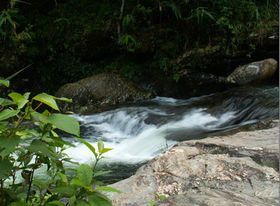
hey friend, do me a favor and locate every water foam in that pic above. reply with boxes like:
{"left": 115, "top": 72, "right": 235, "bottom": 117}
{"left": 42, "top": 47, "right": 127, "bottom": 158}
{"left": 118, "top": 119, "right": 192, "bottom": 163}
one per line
{"left": 65, "top": 108, "right": 236, "bottom": 164}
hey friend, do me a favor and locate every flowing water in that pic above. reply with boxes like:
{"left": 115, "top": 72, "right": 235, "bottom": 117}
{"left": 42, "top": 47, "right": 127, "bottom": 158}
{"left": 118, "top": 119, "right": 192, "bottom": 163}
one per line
{"left": 64, "top": 86, "right": 279, "bottom": 182}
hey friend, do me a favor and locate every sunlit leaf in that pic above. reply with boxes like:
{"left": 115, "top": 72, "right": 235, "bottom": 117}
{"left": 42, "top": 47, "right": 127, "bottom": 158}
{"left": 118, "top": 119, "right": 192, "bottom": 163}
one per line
{"left": 54, "top": 96, "right": 72, "bottom": 103}
{"left": 33, "top": 93, "right": 59, "bottom": 111}
{"left": 100, "top": 148, "right": 112, "bottom": 154}
{"left": 9, "top": 92, "right": 29, "bottom": 109}
{"left": 31, "top": 111, "right": 49, "bottom": 124}
{"left": 31, "top": 112, "right": 80, "bottom": 136}
{"left": 48, "top": 113, "right": 80, "bottom": 136}
{"left": 75, "top": 137, "right": 97, "bottom": 157}
{"left": 0, "top": 79, "right": 9, "bottom": 87}
{"left": 0, "top": 109, "right": 19, "bottom": 121}
{"left": 97, "top": 141, "right": 104, "bottom": 153}
{"left": 0, "top": 98, "right": 15, "bottom": 107}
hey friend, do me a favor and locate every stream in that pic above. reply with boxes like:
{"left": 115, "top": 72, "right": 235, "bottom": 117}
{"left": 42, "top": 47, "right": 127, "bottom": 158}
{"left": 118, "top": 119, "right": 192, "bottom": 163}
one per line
{"left": 64, "top": 85, "right": 279, "bottom": 182}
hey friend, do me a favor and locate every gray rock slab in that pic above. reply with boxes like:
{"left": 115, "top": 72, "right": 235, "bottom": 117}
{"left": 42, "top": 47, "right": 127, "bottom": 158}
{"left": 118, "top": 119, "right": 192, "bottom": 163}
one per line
{"left": 109, "top": 124, "right": 279, "bottom": 206}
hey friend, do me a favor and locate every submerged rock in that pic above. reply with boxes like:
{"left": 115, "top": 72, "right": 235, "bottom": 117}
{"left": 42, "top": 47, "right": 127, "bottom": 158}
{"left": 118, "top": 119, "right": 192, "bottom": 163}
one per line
{"left": 227, "top": 58, "right": 278, "bottom": 85}
{"left": 109, "top": 123, "right": 279, "bottom": 206}
{"left": 55, "top": 73, "right": 151, "bottom": 113}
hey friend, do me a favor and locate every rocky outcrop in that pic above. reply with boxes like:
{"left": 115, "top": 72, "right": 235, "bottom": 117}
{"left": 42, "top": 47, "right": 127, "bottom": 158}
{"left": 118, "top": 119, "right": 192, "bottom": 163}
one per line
{"left": 109, "top": 123, "right": 279, "bottom": 206}
{"left": 55, "top": 73, "right": 151, "bottom": 113}
{"left": 227, "top": 58, "right": 278, "bottom": 85}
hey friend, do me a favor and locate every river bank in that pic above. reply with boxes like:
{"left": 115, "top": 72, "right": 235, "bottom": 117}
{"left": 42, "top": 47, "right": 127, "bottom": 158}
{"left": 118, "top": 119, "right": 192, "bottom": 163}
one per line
{"left": 109, "top": 121, "right": 279, "bottom": 206}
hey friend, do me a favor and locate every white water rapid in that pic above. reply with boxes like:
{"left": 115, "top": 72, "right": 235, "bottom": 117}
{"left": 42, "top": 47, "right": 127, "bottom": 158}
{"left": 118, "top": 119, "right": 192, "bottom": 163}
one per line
{"left": 65, "top": 107, "right": 237, "bottom": 164}
{"left": 64, "top": 85, "right": 279, "bottom": 166}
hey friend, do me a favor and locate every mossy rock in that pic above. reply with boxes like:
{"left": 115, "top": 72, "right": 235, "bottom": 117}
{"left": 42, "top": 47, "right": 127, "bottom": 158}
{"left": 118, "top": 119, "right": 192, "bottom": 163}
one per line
{"left": 56, "top": 72, "right": 152, "bottom": 113}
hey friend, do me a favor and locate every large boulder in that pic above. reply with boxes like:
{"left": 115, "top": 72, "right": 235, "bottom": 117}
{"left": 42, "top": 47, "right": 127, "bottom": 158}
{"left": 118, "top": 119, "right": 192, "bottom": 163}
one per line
{"left": 109, "top": 123, "right": 279, "bottom": 206}
{"left": 55, "top": 73, "right": 151, "bottom": 113}
{"left": 226, "top": 58, "right": 278, "bottom": 85}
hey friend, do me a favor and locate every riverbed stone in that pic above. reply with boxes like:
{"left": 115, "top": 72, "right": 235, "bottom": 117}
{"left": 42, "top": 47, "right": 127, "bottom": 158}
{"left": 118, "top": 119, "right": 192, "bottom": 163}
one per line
{"left": 226, "top": 58, "right": 278, "bottom": 85}
{"left": 109, "top": 123, "right": 279, "bottom": 206}
{"left": 55, "top": 73, "right": 151, "bottom": 113}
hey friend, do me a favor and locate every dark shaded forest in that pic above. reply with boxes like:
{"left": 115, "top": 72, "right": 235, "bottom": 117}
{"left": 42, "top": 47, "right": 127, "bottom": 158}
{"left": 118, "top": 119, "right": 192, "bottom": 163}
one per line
{"left": 0, "top": 0, "right": 278, "bottom": 94}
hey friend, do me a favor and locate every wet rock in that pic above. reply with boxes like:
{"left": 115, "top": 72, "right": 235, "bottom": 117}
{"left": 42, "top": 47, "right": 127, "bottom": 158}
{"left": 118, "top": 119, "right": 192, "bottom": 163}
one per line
{"left": 109, "top": 124, "right": 279, "bottom": 206}
{"left": 227, "top": 58, "right": 278, "bottom": 85}
{"left": 55, "top": 73, "right": 151, "bottom": 113}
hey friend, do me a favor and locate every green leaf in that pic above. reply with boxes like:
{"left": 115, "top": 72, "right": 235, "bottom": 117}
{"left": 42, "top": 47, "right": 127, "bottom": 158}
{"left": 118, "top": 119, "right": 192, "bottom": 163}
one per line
{"left": 48, "top": 113, "right": 80, "bottom": 136}
{"left": 33, "top": 93, "right": 60, "bottom": 111}
{"left": 28, "top": 140, "right": 56, "bottom": 158}
{"left": 96, "top": 186, "right": 121, "bottom": 193}
{"left": 75, "top": 137, "right": 97, "bottom": 157}
{"left": 9, "top": 202, "right": 29, "bottom": 206}
{"left": 77, "top": 164, "right": 93, "bottom": 186}
{"left": 0, "top": 158, "right": 13, "bottom": 179}
{"left": 23, "top": 92, "right": 31, "bottom": 99}
{"left": 0, "top": 98, "right": 15, "bottom": 107}
{"left": 51, "top": 187, "right": 75, "bottom": 195}
{"left": 58, "top": 172, "right": 68, "bottom": 185}
{"left": 16, "top": 129, "right": 39, "bottom": 139}
{"left": 0, "top": 121, "right": 8, "bottom": 132}
{"left": 0, "top": 135, "right": 20, "bottom": 157}
{"left": 88, "top": 192, "right": 112, "bottom": 206}
{"left": 45, "top": 201, "right": 65, "bottom": 206}
{"left": 8, "top": 92, "right": 29, "bottom": 109}
{"left": 54, "top": 96, "right": 72, "bottom": 103}
{"left": 100, "top": 148, "right": 112, "bottom": 154}
{"left": 32, "top": 112, "right": 80, "bottom": 136}
{"left": 33, "top": 178, "right": 49, "bottom": 190}
{"left": 51, "top": 130, "right": 59, "bottom": 137}
{"left": 0, "top": 109, "right": 19, "bottom": 121}
{"left": 0, "top": 79, "right": 9, "bottom": 87}
{"left": 163, "top": 0, "right": 182, "bottom": 19}
{"left": 97, "top": 141, "right": 104, "bottom": 153}
{"left": 76, "top": 201, "right": 90, "bottom": 206}
{"left": 31, "top": 111, "right": 49, "bottom": 124}
{"left": 68, "top": 196, "right": 76, "bottom": 205}
{"left": 70, "top": 178, "right": 91, "bottom": 190}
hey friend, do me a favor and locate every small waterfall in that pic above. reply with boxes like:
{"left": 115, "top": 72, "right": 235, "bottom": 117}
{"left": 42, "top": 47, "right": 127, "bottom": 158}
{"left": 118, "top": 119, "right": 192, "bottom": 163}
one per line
{"left": 65, "top": 86, "right": 279, "bottom": 165}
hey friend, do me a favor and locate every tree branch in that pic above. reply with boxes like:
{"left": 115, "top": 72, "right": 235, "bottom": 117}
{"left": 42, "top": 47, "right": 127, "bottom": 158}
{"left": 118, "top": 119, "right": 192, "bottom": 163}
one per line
{"left": 117, "top": 0, "right": 125, "bottom": 38}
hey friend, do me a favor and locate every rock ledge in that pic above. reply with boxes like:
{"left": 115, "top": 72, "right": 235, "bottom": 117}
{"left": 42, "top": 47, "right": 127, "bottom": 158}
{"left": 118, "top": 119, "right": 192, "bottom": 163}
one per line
{"left": 110, "top": 123, "right": 279, "bottom": 206}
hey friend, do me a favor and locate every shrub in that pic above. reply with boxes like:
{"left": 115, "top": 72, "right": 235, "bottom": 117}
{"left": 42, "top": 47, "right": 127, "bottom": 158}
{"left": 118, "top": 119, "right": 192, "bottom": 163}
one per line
{"left": 0, "top": 79, "right": 117, "bottom": 206}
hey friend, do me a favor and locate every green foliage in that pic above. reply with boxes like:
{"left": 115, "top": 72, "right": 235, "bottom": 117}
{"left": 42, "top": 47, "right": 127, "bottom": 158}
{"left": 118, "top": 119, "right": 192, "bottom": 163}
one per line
{"left": 118, "top": 34, "right": 139, "bottom": 52}
{"left": 0, "top": 79, "right": 10, "bottom": 87}
{"left": 0, "top": 80, "right": 115, "bottom": 206}
{"left": 0, "top": 8, "right": 17, "bottom": 35}
{"left": 122, "top": 14, "right": 135, "bottom": 28}
{"left": 187, "top": 7, "right": 215, "bottom": 24}
{"left": 162, "top": 0, "right": 182, "bottom": 20}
